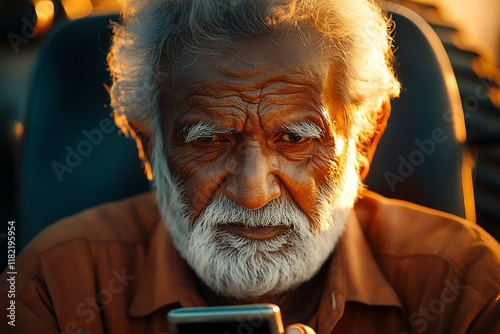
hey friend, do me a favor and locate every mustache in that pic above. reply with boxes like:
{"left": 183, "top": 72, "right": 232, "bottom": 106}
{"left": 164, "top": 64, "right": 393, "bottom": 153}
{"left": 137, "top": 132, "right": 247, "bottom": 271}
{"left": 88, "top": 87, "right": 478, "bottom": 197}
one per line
{"left": 194, "top": 196, "right": 308, "bottom": 228}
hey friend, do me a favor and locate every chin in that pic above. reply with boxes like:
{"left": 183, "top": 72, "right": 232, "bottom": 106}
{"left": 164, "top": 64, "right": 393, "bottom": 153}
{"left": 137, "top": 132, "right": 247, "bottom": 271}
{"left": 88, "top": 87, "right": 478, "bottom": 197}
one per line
{"left": 158, "top": 190, "right": 353, "bottom": 299}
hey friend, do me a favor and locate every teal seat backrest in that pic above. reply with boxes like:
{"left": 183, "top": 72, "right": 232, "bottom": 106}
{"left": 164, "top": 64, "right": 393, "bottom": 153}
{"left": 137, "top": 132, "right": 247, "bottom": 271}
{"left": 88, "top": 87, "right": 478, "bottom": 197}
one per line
{"left": 366, "top": 4, "right": 473, "bottom": 219}
{"left": 18, "top": 14, "right": 150, "bottom": 248}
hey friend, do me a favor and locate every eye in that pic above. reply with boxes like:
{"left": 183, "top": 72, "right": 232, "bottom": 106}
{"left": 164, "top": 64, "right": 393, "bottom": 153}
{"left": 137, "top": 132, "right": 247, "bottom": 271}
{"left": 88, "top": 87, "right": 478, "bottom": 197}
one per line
{"left": 195, "top": 135, "right": 219, "bottom": 143}
{"left": 282, "top": 133, "right": 308, "bottom": 143}
{"left": 191, "top": 135, "right": 231, "bottom": 147}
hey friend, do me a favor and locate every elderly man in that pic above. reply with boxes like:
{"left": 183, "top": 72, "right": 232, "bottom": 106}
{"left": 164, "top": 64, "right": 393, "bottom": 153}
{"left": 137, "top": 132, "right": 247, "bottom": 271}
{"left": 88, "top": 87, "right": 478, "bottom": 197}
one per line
{"left": 2, "top": 0, "right": 500, "bottom": 333}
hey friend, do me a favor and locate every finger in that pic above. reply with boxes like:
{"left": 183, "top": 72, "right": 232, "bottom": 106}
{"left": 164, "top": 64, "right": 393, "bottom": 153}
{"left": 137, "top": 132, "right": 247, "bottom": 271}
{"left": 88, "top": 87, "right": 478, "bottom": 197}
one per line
{"left": 285, "top": 323, "right": 316, "bottom": 334}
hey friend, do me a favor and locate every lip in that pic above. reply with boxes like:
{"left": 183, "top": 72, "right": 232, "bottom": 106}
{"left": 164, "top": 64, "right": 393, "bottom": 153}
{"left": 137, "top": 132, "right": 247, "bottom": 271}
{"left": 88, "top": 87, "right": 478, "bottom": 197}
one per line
{"left": 220, "top": 224, "right": 289, "bottom": 240}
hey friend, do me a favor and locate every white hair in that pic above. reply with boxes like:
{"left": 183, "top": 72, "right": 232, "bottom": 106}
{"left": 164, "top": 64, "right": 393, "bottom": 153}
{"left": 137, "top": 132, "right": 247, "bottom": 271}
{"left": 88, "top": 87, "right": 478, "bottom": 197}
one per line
{"left": 108, "top": 0, "right": 401, "bottom": 175}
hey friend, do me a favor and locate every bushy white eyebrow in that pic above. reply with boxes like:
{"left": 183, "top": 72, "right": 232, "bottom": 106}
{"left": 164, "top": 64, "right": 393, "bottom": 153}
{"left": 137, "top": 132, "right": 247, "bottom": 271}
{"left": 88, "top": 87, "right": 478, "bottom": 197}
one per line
{"left": 282, "top": 120, "right": 324, "bottom": 139}
{"left": 182, "top": 121, "right": 234, "bottom": 143}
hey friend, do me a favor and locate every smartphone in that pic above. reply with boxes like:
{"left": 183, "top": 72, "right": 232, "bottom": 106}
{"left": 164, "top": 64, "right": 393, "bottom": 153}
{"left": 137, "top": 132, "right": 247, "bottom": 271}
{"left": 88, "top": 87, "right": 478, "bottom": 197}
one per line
{"left": 167, "top": 303, "right": 285, "bottom": 334}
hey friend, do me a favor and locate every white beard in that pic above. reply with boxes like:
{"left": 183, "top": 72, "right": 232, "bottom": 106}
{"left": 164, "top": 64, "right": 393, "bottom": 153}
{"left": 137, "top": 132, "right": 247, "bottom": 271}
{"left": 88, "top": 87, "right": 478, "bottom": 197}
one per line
{"left": 151, "top": 130, "right": 360, "bottom": 299}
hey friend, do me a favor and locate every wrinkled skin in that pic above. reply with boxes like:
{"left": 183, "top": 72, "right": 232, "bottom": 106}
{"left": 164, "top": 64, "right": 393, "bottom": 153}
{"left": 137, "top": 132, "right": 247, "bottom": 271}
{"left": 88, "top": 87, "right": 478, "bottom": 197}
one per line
{"left": 162, "top": 33, "right": 342, "bottom": 230}
{"left": 150, "top": 30, "right": 387, "bottom": 327}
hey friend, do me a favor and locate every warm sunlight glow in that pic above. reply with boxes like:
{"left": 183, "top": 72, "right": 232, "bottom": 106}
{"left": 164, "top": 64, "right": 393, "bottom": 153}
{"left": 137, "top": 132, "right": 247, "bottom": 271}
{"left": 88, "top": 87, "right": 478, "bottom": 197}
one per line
{"left": 490, "top": 87, "right": 500, "bottom": 109}
{"left": 62, "top": 0, "right": 94, "bottom": 20}
{"left": 91, "top": 0, "right": 120, "bottom": 14}
{"left": 13, "top": 122, "right": 24, "bottom": 141}
{"left": 34, "top": 0, "right": 54, "bottom": 34}
{"left": 462, "top": 149, "right": 476, "bottom": 223}
{"left": 444, "top": 71, "right": 467, "bottom": 143}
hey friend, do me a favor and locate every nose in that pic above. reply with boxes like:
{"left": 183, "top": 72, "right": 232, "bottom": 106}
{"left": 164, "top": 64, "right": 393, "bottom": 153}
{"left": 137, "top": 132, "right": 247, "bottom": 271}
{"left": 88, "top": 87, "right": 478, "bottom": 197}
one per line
{"left": 225, "top": 142, "right": 281, "bottom": 210}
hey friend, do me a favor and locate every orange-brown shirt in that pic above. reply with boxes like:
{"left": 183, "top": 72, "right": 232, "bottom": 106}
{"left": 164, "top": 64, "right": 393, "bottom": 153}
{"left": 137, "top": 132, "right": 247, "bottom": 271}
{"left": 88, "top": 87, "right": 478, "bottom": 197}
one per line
{"left": 1, "top": 191, "right": 499, "bottom": 333}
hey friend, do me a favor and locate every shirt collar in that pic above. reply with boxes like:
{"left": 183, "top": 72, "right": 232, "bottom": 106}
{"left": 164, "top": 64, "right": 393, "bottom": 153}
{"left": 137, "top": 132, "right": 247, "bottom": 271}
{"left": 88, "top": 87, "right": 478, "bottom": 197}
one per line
{"left": 314, "top": 208, "right": 403, "bottom": 332}
{"left": 343, "top": 207, "right": 403, "bottom": 307}
{"left": 129, "top": 201, "right": 403, "bottom": 318}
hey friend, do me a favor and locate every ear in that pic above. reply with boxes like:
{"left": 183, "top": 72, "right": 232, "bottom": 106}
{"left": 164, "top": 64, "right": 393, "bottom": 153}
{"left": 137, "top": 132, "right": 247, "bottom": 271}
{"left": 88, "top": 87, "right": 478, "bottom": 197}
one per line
{"left": 129, "top": 121, "right": 154, "bottom": 181}
{"left": 359, "top": 99, "right": 391, "bottom": 180}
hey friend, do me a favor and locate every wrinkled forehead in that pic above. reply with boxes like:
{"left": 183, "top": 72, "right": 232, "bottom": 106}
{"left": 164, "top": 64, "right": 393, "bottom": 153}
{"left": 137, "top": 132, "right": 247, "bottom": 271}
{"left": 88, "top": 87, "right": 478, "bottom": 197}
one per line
{"left": 158, "top": 28, "right": 347, "bottom": 137}
{"left": 169, "top": 29, "right": 329, "bottom": 93}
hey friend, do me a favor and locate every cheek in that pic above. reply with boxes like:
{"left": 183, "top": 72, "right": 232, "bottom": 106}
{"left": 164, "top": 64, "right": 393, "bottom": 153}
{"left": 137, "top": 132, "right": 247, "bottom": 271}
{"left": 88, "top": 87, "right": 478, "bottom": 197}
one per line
{"left": 277, "top": 147, "right": 338, "bottom": 225}
{"left": 166, "top": 147, "right": 228, "bottom": 219}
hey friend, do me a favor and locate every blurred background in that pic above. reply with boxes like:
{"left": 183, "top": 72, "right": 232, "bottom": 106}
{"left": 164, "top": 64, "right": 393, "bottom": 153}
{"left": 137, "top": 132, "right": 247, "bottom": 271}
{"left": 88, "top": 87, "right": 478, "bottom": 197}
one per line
{"left": 0, "top": 0, "right": 499, "bottom": 269}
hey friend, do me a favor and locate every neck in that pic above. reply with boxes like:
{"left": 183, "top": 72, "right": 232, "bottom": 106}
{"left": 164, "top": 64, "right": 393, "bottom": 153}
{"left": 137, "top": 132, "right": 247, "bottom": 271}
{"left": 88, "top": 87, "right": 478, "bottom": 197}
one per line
{"left": 194, "top": 257, "right": 330, "bottom": 327}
